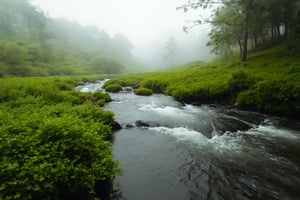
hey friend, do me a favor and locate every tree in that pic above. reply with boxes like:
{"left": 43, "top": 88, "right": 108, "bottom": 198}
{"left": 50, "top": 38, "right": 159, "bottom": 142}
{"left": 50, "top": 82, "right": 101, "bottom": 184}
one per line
{"left": 178, "top": 0, "right": 251, "bottom": 62}
{"left": 179, "top": 0, "right": 300, "bottom": 63}
{"left": 164, "top": 36, "right": 177, "bottom": 67}
{"left": 0, "top": 0, "right": 47, "bottom": 41}
{"left": 206, "top": 5, "right": 244, "bottom": 58}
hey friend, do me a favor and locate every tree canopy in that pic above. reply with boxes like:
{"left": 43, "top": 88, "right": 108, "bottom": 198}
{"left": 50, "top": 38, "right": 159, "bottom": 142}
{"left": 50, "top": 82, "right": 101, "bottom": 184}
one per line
{"left": 179, "top": 0, "right": 300, "bottom": 62}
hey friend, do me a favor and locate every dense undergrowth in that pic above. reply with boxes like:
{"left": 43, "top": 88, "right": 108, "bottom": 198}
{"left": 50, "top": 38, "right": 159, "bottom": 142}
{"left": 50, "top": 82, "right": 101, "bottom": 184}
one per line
{"left": 0, "top": 76, "right": 120, "bottom": 199}
{"left": 104, "top": 45, "right": 300, "bottom": 118}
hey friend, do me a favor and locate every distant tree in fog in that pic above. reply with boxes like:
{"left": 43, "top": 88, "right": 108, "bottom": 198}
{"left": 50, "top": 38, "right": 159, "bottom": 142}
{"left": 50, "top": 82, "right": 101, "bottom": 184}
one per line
{"left": 164, "top": 36, "right": 177, "bottom": 67}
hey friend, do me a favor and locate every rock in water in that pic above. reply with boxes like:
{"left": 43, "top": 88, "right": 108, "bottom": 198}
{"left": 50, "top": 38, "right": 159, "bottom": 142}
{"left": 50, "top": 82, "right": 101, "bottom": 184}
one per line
{"left": 135, "top": 120, "right": 161, "bottom": 128}
{"left": 112, "top": 121, "right": 122, "bottom": 131}
{"left": 123, "top": 87, "right": 133, "bottom": 92}
{"left": 135, "top": 120, "right": 150, "bottom": 127}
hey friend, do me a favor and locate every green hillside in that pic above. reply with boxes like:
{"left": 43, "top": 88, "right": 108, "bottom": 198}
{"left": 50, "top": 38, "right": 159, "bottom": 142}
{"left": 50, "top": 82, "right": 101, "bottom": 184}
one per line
{"left": 0, "top": 0, "right": 135, "bottom": 77}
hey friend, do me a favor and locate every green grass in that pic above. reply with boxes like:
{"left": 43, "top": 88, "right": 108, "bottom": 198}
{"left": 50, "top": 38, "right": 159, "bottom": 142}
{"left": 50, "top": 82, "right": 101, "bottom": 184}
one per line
{"left": 104, "top": 45, "right": 300, "bottom": 118}
{"left": 104, "top": 83, "right": 123, "bottom": 93}
{"left": 135, "top": 88, "right": 153, "bottom": 96}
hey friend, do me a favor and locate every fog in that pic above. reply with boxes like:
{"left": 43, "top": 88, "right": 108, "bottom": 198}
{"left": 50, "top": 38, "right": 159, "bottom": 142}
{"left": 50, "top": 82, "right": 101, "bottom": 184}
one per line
{"left": 32, "top": 0, "right": 213, "bottom": 70}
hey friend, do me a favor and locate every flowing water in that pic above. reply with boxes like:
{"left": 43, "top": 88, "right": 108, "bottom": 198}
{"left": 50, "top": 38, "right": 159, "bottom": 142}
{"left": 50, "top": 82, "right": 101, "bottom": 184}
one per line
{"left": 77, "top": 81, "right": 300, "bottom": 200}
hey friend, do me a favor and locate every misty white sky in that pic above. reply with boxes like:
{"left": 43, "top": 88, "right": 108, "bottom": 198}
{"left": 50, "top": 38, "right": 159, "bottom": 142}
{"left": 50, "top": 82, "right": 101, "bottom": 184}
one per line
{"left": 32, "top": 0, "right": 213, "bottom": 67}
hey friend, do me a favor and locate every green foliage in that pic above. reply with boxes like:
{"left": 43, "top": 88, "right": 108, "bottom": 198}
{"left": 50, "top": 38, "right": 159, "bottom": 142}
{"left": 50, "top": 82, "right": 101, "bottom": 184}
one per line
{"left": 140, "top": 78, "right": 168, "bottom": 93}
{"left": 236, "top": 80, "right": 300, "bottom": 117}
{"left": 93, "top": 91, "right": 112, "bottom": 103}
{"left": 104, "top": 75, "right": 141, "bottom": 87}
{"left": 1, "top": 42, "right": 27, "bottom": 65}
{"left": 134, "top": 88, "right": 153, "bottom": 96}
{"left": 206, "top": 5, "right": 242, "bottom": 58}
{"left": 104, "top": 83, "right": 122, "bottom": 93}
{"left": 181, "top": 0, "right": 300, "bottom": 61}
{"left": 0, "top": 76, "right": 120, "bottom": 199}
{"left": 227, "top": 70, "right": 258, "bottom": 95}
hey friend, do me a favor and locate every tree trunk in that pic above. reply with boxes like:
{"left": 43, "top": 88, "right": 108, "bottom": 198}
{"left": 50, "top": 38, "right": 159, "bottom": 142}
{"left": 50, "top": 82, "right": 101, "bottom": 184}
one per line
{"left": 254, "top": 34, "right": 258, "bottom": 49}
{"left": 271, "top": 26, "right": 275, "bottom": 41}
{"left": 238, "top": 39, "right": 242, "bottom": 59}
{"left": 240, "top": 31, "right": 248, "bottom": 63}
{"left": 285, "top": 22, "right": 289, "bottom": 38}
{"left": 229, "top": 49, "right": 233, "bottom": 58}
{"left": 277, "top": 25, "right": 281, "bottom": 39}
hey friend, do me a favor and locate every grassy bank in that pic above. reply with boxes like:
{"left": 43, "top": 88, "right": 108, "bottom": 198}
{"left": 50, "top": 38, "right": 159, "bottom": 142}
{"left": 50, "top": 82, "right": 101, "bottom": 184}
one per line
{"left": 0, "top": 76, "right": 120, "bottom": 199}
{"left": 104, "top": 45, "right": 300, "bottom": 118}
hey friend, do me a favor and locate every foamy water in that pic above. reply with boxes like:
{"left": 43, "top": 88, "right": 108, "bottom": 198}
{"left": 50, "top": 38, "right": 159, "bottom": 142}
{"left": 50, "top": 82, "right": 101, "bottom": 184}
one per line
{"left": 138, "top": 102, "right": 194, "bottom": 119}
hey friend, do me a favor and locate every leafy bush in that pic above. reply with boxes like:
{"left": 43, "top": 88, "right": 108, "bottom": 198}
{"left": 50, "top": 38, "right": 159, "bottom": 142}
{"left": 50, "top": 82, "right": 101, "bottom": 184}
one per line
{"left": 93, "top": 91, "right": 112, "bottom": 103}
{"left": 0, "top": 41, "right": 27, "bottom": 66}
{"left": 134, "top": 88, "right": 153, "bottom": 96}
{"left": 227, "top": 70, "right": 257, "bottom": 94}
{"left": 140, "top": 78, "right": 167, "bottom": 93}
{"left": 0, "top": 77, "right": 120, "bottom": 199}
{"left": 236, "top": 80, "right": 300, "bottom": 117}
{"left": 103, "top": 76, "right": 141, "bottom": 88}
{"left": 80, "top": 91, "right": 112, "bottom": 106}
{"left": 0, "top": 106, "right": 119, "bottom": 199}
{"left": 104, "top": 83, "right": 122, "bottom": 93}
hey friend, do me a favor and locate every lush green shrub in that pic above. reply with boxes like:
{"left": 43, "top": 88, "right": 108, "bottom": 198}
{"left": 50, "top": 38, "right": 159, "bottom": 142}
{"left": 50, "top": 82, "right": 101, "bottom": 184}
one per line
{"left": 0, "top": 77, "right": 120, "bottom": 199}
{"left": 93, "top": 91, "right": 112, "bottom": 102}
{"left": 0, "top": 106, "right": 119, "bottom": 199}
{"left": 1, "top": 41, "right": 27, "bottom": 66}
{"left": 80, "top": 92, "right": 111, "bottom": 106}
{"left": 103, "top": 75, "right": 141, "bottom": 88}
{"left": 236, "top": 80, "right": 300, "bottom": 117}
{"left": 104, "top": 83, "right": 122, "bottom": 93}
{"left": 134, "top": 88, "right": 153, "bottom": 96}
{"left": 227, "top": 70, "right": 257, "bottom": 94}
{"left": 140, "top": 78, "right": 167, "bottom": 93}
{"left": 0, "top": 77, "right": 112, "bottom": 107}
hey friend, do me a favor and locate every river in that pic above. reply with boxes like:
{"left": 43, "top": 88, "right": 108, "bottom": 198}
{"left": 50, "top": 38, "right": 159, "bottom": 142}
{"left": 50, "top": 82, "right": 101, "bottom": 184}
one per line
{"left": 76, "top": 81, "right": 300, "bottom": 200}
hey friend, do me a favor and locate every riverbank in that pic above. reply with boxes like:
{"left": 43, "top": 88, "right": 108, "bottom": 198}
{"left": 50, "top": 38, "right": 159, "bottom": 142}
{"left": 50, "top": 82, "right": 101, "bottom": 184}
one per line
{"left": 103, "top": 45, "right": 300, "bottom": 118}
